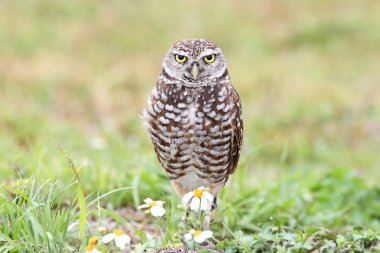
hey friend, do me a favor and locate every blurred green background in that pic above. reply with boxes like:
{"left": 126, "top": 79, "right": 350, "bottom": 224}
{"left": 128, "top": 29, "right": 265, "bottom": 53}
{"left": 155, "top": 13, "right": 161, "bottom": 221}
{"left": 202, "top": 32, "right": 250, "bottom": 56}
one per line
{"left": 0, "top": 0, "right": 379, "bottom": 213}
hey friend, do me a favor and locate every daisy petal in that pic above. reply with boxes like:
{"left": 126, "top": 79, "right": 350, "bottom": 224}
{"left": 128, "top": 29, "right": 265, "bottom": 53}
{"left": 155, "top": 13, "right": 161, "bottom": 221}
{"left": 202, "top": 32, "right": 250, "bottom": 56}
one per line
{"left": 202, "top": 230, "right": 213, "bottom": 239}
{"left": 115, "top": 234, "right": 131, "bottom": 249}
{"left": 150, "top": 205, "right": 166, "bottom": 217}
{"left": 190, "top": 197, "right": 201, "bottom": 211}
{"left": 144, "top": 198, "right": 153, "bottom": 204}
{"left": 101, "top": 233, "right": 116, "bottom": 243}
{"left": 155, "top": 200, "right": 165, "bottom": 206}
{"left": 194, "top": 234, "right": 206, "bottom": 243}
{"left": 184, "top": 233, "right": 193, "bottom": 241}
{"left": 137, "top": 204, "right": 149, "bottom": 209}
{"left": 203, "top": 192, "right": 214, "bottom": 203}
{"left": 200, "top": 198, "right": 209, "bottom": 211}
{"left": 182, "top": 192, "right": 194, "bottom": 206}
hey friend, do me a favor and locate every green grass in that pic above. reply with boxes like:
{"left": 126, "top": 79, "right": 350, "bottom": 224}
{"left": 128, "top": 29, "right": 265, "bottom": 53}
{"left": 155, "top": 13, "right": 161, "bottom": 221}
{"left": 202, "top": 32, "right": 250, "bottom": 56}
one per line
{"left": 0, "top": 178, "right": 78, "bottom": 252}
{"left": 1, "top": 168, "right": 380, "bottom": 252}
{"left": 0, "top": 0, "right": 380, "bottom": 252}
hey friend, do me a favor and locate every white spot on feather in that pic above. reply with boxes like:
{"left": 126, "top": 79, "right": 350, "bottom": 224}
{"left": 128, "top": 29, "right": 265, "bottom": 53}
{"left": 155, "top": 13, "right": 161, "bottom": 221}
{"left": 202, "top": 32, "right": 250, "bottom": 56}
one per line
{"left": 188, "top": 104, "right": 197, "bottom": 125}
{"left": 217, "top": 103, "right": 225, "bottom": 110}
{"left": 159, "top": 116, "right": 169, "bottom": 124}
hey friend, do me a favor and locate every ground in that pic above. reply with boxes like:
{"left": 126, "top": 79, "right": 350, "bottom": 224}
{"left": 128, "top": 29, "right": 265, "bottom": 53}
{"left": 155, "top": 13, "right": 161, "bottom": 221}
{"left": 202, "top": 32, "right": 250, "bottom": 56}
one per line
{"left": 0, "top": 0, "right": 380, "bottom": 252}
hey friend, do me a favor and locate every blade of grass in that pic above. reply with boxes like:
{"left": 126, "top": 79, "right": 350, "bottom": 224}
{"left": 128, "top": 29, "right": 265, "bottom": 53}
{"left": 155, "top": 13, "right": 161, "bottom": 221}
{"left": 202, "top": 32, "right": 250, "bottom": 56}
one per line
{"left": 87, "top": 187, "right": 132, "bottom": 208}
{"left": 55, "top": 143, "right": 87, "bottom": 242}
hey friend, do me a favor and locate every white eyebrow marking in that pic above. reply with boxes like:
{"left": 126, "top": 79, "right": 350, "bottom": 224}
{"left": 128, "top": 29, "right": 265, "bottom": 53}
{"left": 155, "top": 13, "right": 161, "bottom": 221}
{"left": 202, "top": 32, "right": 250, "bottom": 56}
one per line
{"left": 171, "top": 50, "right": 191, "bottom": 57}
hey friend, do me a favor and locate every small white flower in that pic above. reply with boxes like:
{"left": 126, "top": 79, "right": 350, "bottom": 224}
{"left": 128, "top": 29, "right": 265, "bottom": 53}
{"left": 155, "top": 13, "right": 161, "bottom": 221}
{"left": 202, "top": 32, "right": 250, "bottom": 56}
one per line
{"left": 138, "top": 198, "right": 166, "bottom": 217}
{"left": 184, "top": 229, "right": 213, "bottom": 243}
{"left": 85, "top": 237, "right": 101, "bottom": 253}
{"left": 102, "top": 229, "right": 131, "bottom": 249}
{"left": 182, "top": 186, "right": 214, "bottom": 211}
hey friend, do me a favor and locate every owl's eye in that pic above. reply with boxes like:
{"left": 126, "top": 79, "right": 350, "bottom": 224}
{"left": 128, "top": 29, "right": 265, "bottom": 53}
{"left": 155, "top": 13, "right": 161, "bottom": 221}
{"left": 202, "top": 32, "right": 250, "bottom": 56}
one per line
{"left": 203, "top": 54, "right": 216, "bottom": 63}
{"left": 175, "top": 54, "right": 187, "bottom": 63}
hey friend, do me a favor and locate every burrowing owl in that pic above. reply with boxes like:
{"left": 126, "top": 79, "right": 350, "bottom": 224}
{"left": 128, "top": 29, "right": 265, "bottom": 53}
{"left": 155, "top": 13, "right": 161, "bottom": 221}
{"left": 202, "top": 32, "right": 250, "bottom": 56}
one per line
{"left": 143, "top": 39, "right": 243, "bottom": 208}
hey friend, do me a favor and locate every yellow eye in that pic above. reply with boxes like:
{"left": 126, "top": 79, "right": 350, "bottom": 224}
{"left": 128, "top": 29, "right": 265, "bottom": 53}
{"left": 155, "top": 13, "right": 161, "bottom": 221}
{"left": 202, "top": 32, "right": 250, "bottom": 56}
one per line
{"left": 175, "top": 54, "right": 187, "bottom": 63}
{"left": 203, "top": 54, "right": 216, "bottom": 63}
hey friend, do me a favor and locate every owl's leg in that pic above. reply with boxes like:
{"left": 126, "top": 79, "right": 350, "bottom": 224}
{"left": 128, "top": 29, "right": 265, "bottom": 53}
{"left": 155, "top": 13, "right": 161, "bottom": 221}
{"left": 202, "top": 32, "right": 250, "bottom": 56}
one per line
{"left": 211, "top": 195, "right": 218, "bottom": 211}
{"left": 203, "top": 195, "right": 217, "bottom": 230}
{"left": 203, "top": 211, "right": 211, "bottom": 230}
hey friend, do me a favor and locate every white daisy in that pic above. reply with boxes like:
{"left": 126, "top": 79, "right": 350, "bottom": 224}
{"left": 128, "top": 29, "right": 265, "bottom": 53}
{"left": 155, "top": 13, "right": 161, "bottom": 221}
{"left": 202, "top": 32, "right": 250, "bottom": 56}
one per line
{"left": 102, "top": 229, "right": 131, "bottom": 249}
{"left": 182, "top": 186, "right": 214, "bottom": 211}
{"left": 138, "top": 198, "right": 166, "bottom": 217}
{"left": 85, "top": 237, "right": 101, "bottom": 253}
{"left": 184, "top": 229, "right": 213, "bottom": 243}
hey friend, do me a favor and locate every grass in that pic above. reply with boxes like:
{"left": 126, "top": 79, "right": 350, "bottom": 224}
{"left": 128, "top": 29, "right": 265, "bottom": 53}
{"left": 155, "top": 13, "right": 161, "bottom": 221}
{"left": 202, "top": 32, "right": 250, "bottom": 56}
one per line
{"left": 1, "top": 168, "right": 380, "bottom": 252}
{"left": 0, "top": 0, "right": 380, "bottom": 252}
{"left": 0, "top": 178, "right": 78, "bottom": 252}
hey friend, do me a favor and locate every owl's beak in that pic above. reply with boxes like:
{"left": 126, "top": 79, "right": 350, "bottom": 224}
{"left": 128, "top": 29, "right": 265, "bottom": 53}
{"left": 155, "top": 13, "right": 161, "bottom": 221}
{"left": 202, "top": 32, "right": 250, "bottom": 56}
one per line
{"left": 191, "top": 63, "right": 199, "bottom": 80}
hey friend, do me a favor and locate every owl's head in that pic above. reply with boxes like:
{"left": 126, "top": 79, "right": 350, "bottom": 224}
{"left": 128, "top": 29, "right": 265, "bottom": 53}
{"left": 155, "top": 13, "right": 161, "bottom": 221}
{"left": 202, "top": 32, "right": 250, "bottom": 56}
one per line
{"left": 162, "top": 39, "right": 227, "bottom": 86}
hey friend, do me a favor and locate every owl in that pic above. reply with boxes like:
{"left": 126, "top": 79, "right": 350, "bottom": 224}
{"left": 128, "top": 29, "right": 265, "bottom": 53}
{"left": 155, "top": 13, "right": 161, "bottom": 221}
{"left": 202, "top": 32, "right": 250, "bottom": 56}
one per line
{"left": 143, "top": 39, "right": 243, "bottom": 210}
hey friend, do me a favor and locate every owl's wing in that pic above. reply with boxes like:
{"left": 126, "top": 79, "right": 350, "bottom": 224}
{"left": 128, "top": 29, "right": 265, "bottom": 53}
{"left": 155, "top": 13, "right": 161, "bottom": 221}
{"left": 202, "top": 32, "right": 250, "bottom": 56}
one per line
{"left": 144, "top": 82, "right": 182, "bottom": 179}
{"left": 225, "top": 88, "right": 243, "bottom": 180}
{"left": 143, "top": 86, "right": 169, "bottom": 165}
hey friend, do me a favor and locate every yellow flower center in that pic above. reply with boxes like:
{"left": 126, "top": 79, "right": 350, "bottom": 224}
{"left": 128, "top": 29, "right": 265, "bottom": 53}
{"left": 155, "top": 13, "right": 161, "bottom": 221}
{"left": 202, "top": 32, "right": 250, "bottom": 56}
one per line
{"left": 149, "top": 201, "right": 157, "bottom": 207}
{"left": 85, "top": 244, "right": 95, "bottom": 251}
{"left": 88, "top": 236, "right": 98, "bottom": 245}
{"left": 113, "top": 229, "right": 124, "bottom": 236}
{"left": 193, "top": 230, "right": 202, "bottom": 236}
{"left": 194, "top": 188, "right": 203, "bottom": 198}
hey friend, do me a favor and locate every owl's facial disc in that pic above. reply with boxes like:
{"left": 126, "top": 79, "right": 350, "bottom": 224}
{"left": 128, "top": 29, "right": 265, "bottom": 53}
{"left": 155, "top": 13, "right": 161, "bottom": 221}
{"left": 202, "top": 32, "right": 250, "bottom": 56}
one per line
{"left": 162, "top": 39, "right": 227, "bottom": 86}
